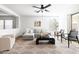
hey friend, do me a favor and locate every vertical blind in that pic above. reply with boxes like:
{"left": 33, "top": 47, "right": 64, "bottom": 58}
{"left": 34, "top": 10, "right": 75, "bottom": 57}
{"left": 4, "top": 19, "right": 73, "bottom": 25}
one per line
{"left": 0, "top": 20, "right": 4, "bottom": 29}
{"left": 0, "top": 20, "right": 13, "bottom": 29}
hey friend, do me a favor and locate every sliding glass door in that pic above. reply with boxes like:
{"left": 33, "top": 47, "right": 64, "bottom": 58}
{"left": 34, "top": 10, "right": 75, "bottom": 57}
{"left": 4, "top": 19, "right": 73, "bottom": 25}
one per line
{"left": 72, "top": 13, "right": 79, "bottom": 31}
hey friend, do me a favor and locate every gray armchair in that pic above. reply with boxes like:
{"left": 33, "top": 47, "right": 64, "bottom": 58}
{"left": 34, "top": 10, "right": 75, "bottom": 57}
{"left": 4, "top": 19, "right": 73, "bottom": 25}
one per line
{"left": 68, "top": 30, "right": 79, "bottom": 48}
{"left": 60, "top": 29, "right": 79, "bottom": 48}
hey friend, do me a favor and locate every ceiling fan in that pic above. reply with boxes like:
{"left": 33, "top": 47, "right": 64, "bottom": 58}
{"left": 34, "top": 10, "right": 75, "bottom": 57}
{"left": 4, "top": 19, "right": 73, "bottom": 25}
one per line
{"left": 32, "top": 4, "right": 51, "bottom": 13}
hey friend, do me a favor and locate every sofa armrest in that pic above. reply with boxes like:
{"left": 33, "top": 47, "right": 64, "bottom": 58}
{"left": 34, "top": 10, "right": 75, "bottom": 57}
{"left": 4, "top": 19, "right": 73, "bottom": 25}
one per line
{"left": 0, "top": 38, "right": 10, "bottom": 51}
{"left": 0, "top": 34, "right": 15, "bottom": 51}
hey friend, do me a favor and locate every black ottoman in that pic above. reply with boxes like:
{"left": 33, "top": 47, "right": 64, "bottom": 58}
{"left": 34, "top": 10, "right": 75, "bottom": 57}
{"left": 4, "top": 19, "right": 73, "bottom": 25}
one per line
{"left": 36, "top": 37, "right": 55, "bottom": 45}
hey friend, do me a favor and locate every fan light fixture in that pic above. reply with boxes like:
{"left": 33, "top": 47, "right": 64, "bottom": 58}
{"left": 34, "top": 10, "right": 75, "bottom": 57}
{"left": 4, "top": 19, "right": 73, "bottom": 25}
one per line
{"left": 32, "top": 4, "right": 51, "bottom": 13}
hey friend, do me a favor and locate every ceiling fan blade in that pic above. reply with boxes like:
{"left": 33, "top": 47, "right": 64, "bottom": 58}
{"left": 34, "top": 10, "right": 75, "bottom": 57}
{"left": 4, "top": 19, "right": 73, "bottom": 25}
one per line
{"left": 35, "top": 10, "right": 41, "bottom": 13}
{"left": 44, "top": 4, "right": 51, "bottom": 8}
{"left": 32, "top": 6, "right": 41, "bottom": 9}
{"left": 45, "top": 9, "right": 49, "bottom": 12}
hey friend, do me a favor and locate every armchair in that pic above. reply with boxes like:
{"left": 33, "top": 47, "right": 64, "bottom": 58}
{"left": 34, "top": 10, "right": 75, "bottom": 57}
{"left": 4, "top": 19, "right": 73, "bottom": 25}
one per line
{"left": 60, "top": 29, "right": 79, "bottom": 48}
{"left": 68, "top": 30, "right": 79, "bottom": 48}
{"left": 0, "top": 34, "right": 15, "bottom": 51}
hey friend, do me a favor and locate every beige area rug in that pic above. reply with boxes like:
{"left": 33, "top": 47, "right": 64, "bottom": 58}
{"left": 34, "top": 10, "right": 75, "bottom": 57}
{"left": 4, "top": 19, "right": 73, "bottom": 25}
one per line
{"left": 1, "top": 37, "right": 79, "bottom": 54}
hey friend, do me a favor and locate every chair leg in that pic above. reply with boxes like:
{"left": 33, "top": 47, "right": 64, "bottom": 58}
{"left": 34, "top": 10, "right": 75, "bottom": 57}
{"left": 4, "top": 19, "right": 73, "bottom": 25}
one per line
{"left": 61, "top": 37, "right": 62, "bottom": 43}
{"left": 68, "top": 37, "right": 70, "bottom": 48}
{"left": 61, "top": 34, "right": 62, "bottom": 43}
{"left": 76, "top": 36, "right": 79, "bottom": 44}
{"left": 77, "top": 39, "right": 79, "bottom": 44}
{"left": 77, "top": 37, "right": 79, "bottom": 44}
{"left": 78, "top": 41, "right": 79, "bottom": 44}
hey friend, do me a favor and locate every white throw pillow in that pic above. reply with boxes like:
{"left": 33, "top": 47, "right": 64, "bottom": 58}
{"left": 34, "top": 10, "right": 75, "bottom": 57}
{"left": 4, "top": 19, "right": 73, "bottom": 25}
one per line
{"left": 26, "top": 28, "right": 33, "bottom": 33}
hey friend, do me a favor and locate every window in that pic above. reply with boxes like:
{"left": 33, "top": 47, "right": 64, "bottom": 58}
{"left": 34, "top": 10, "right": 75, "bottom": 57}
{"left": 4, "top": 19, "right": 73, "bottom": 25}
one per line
{"left": 0, "top": 20, "right": 13, "bottom": 29}
{"left": 5, "top": 20, "right": 13, "bottom": 29}
{"left": 72, "top": 13, "right": 79, "bottom": 31}
{"left": 0, "top": 20, "right": 4, "bottom": 29}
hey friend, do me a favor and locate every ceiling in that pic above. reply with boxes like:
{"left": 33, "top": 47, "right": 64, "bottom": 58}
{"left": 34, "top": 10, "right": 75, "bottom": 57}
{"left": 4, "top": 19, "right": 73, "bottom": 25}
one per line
{"left": 3, "top": 4, "right": 79, "bottom": 16}
{"left": 0, "top": 10, "right": 7, "bottom": 14}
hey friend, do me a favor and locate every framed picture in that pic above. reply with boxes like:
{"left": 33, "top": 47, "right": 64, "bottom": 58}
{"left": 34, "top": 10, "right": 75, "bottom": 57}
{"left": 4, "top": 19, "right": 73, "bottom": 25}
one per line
{"left": 34, "top": 21, "right": 41, "bottom": 27}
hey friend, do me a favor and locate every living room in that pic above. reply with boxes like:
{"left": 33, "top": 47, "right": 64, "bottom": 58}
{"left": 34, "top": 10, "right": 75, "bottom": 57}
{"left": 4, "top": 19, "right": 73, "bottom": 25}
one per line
{"left": 0, "top": 4, "right": 79, "bottom": 54}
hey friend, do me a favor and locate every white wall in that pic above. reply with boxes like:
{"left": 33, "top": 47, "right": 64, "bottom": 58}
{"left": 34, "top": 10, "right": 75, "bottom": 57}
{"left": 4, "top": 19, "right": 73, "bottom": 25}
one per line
{"left": 19, "top": 15, "right": 67, "bottom": 35}
{"left": 20, "top": 16, "right": 44, "bottom": 35}
{"left": 58, "top": 15, "right": 67, "bottom": 33}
